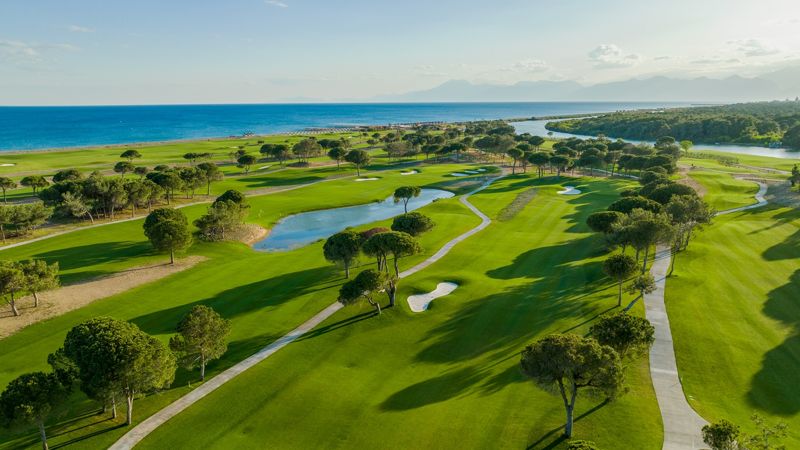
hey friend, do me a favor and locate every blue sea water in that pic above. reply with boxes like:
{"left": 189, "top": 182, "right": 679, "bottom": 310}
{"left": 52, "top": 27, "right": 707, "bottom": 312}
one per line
{"left": 0, "top": 102, "right": 684, "bottom": 151}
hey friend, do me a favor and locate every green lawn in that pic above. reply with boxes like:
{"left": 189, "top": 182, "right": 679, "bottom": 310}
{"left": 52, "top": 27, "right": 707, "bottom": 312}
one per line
{"left": 688, "top": 150, "right": 800, "bottom": 172}
{"left": 133, "top": 176, "right": 662, "bottom": 450}
{"left": 0, "top": 163, "right": 501, "bottom": 449}
{"left": 666, "top": 205, "right": 800, "bottom": 445}
{"left": 688, "top": 171, "right": 760, "bottom": 211}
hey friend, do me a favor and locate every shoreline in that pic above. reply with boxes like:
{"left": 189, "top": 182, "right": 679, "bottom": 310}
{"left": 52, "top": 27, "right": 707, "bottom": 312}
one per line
{"left": 0, "top": 104, "right": 688, "bottom": 155}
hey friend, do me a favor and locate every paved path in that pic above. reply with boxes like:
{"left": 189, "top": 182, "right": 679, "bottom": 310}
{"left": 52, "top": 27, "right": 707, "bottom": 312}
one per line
{"left": 399, "top": 176, "right": 500, "bottom": 278}
{"left": 647, "top": 179, "right": 769, "bottom": 450}
{"left": 716, "top": 180, "right": 768, "bottom": 215}
{"left": 109, "top": 175, "right": 504, "bottom": 450}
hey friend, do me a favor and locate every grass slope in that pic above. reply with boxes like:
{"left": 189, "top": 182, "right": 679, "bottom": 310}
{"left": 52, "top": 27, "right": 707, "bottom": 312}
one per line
{"left": 0, "top": 164, "right": 493, "bottom": 448}
{"left": 667, "top": 205, "right": 800, "bottom": 445}
{"left": 135, "top": 176, "right": 662, "bottom": 450}
{"left": 688, "top": 171, "right": 760, "bottom": 211}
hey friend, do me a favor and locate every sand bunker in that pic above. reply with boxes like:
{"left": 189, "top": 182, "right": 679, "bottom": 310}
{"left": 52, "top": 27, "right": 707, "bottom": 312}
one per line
{"left": 0, "top": 256, "right": 206, "bottom": 339}
{"left": 257, "top": 165, "right": 271, "bottom": 170}
{"left": 0, "top": 164, "right": 15, "bottom": 167}
{"left": 557, "top": 186, "right": 581, "bottom": 195}
{"left": 400, "top": 170, "right": 419, "bottom": 175}
{"left": 355, "top": 177, "right": 379, "bottom": 181}
{"left": 450, "top": 173, "right": 470, "bottom": 177}
{"left": 464, "top": 170, "right": 480, "bottom": 174}
{"left": 476, "top": 168, "right": 487, "bottom": 172}
{"left": 406, "top": 282, "right": 458, "bottom": 312}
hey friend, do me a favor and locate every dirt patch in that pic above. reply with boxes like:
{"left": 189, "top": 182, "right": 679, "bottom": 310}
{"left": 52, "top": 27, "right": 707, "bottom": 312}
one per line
{"left": 498, "top": 188, "right": 537, "bottom": 221}
{"left": 677, "top": 167, "right": 707, "bottom": 198}
{"left": 764, "top": 181, "right": 800, "bottom": 208}
{"left": 0, "top": 255, "right": 207, "bottom": 339}
{"left": 229, "top": 223, "right": 269, "bottom": 245}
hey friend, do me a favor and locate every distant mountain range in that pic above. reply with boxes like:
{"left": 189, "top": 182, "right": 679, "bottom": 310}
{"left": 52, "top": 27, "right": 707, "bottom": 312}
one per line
{"left": 377, "top": 66, "right": 800, "bottom": 103}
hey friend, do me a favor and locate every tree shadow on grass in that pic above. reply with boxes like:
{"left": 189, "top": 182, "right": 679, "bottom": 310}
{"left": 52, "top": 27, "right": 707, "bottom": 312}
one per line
{"left": 525, "top": 400, "right": 610, "bottom": 450}
{"left": 379, "top": 366, "right": 484, "bottom": 411}
{"left": 415, "top": 274, "right": 612, "bottom": 366}
{"left": 295, "top": 310, "right": 376, "bottom": 342}
{"left": 34, "top": 241, "right": 153, "bottom": 271}
{"left": 129, "top": 266, "right": 340, "bottom": 335}
{"left": 762, "top": 228, "right": 800, "bottom": 261}
{"left": 485, "top": 237, "right": 600, "bottom": 281}
{"left": 747, "top": 269, "right": 800, "bottom": 415}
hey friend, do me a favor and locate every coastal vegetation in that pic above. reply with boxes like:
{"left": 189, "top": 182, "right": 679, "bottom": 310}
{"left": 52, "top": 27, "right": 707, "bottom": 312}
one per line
{"left": 547, "top": 101, "right": 800, "bottom": 147}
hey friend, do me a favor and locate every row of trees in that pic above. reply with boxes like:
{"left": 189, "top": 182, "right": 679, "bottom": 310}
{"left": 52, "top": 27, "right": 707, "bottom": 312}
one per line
{"left": 323, "top": 192, "right": 434, "bottom": 314}
{"left": 0, "top": 307, "right": 230, "bottom": 449}
{"left": 518, "top": 136, "right": 682, "bottom": 180}
{"left": 0, "top": 260, "right": 59, "bottom": 316}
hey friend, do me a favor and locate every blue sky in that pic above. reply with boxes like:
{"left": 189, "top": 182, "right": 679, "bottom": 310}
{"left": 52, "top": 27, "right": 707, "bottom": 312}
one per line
{"left": 1, "top": 0, "right": 799, "bottom": 105}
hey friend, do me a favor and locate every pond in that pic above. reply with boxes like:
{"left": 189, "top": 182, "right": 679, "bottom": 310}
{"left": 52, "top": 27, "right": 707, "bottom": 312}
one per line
{"left": 253, "top": 188, "right": 455, "bottom": 251}
{"left": 513, "top": 119, "right": 800, "bottom": 159}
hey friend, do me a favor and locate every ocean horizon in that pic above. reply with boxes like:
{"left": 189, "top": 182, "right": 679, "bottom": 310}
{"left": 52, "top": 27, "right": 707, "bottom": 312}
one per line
{"left": 0, "top": 102, "right": 687, "bottom": 152}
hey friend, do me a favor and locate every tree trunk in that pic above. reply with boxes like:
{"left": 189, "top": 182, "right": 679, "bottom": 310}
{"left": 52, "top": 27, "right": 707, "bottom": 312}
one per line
{"left": 2, "top": 189, "right": 5, "bottom": 203}
{"left": 356, "top": 166, "right": 361, "bottom": 176}
{"left": 368, "top": 298, "right": 381, "bottom": 315}
{"left": 126, "top": 393, "right": 134, "bottom": 426}
{"left": 111, "top": 395, "right": 117, "bottom": 419}
{"left": 403, "top": 199, "right": 409, "bottom": 214}
{"left": 10, "top": 293, "right": 18, "bottom": 316}
{"left": 393, "top": 257, "right": 399, "bottom": 277}
{"left": 33, "top": 291, "right": 39, "bottom": 307}
{"left": 38, "top": 420, "right": 48, "bottom": 450}
{"left": 387, "top": 280, "right": 397, "bottom": 307}
{"left": 170, "top": 250, "right": 175, "bottom": 265}
{"left": 87, "top": 212, "right": 94, "bottom": 224}
{"left": 200, "top": 354, "right": 206, "bottom": 381}
{"left": 618, "top": 281, "right": 623, "bottom": 307}
{"left": 668, "top": 247, "right": 677, "bottom": 276}
{"left": 641, "top": 245, "right": 650, "bottom": 273}
{"left": 344, "top": 261, "right": 350, "bottom": 279}
{"left": 0, "top": 224, "right": 5, "bottom": 244}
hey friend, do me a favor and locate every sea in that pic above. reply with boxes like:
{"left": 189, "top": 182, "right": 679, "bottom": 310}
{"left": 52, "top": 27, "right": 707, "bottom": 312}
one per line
{"left": 0, "top": 102, "right": 683, "bottom": 152}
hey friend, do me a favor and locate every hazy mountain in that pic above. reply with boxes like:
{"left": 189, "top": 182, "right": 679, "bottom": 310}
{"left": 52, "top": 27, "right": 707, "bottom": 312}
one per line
{"left": 377, "top": 79, "right": 583, "bottom": 102}
{"left": 382, "top": 68, "right": 800, "bottom": 103}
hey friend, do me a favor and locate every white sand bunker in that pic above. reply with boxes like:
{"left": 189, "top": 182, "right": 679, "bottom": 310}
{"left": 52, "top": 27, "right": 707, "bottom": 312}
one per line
{"left": 476, "top": 168, "right": 487, "bottom": 172}
{"left": 464, "top": 170, "right": 480, "bottom": 174}
{"left": 407, "top": 282, "right": 458, "bottom": 312}
{"left": 0, "top": 164, "right": 15, "bottom": 167}
{"left": 451, "top": 172, "right": 470, "bottom": 177}
{"left": 257, "top": 165, "right": 271, "bottom": 170}
{"left": 400, "top": 170, "right": 419, "bottom": 175}
{"left": 355, "top": 177, "right": 379, "bottom": 181}
{"left": 558, "top": 186, "right": 581, "bottom": 195}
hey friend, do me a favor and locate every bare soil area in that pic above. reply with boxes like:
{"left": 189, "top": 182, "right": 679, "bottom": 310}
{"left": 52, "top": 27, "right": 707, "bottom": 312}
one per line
{"left": 0, "top": 255, "right": 207, "bottom": 339}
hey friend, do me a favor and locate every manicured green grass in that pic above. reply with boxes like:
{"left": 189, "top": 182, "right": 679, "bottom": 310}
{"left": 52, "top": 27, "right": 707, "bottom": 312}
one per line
{"left": 690, "top": 150, "right": 800, "bottom": 172}
{"left": 688, "top": 171, "right": 759, "bottom": 211}
{"left": 133, "top": 176, "right": 662, "bottom": 450}
{"left": 666, "top": 205, "right": 800, "bottom": 446}
{"left": 0, "top": 163, "right": 499, "bottom": 449}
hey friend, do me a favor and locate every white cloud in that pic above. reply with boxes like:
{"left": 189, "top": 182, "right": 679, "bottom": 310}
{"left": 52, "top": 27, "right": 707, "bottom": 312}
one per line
{"left": 0, "top": 40, "right": 79, "bottom": 65}
{"left": 730, "top": 39, "right": 779, "bottom": 57}
{"left": 588, "top": 44, "right": 641, "bottom": 69}
{"left": 510, "top": 59, "right": 549, "bottom": 73}
{"left": 265, "top": 0, "right": 288, "bottom": 7}
{"left": 0, "top": 40, "right": 42, "bottom": 62}
{"left": 68, "top": 25, "right": 94, "bottom": 33}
